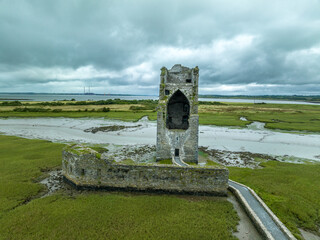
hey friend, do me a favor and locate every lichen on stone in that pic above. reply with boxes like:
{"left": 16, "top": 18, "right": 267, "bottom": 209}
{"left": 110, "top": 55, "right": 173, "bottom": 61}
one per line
{"left": 193, "top": 66, "right": 199, "bottom": 74}
{"left": 160, "top": 67, "right": 167, "bottom": 76}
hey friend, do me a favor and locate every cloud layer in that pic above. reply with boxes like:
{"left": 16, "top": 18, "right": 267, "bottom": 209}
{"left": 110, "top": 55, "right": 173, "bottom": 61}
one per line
{"left": 1, "top": 0, "right": 320, "bottom": 95}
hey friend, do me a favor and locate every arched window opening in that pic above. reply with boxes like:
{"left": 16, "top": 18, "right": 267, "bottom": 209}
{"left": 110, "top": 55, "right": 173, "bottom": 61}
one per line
{"left": 166, "top": 90, "right": 190, "bottom": 129}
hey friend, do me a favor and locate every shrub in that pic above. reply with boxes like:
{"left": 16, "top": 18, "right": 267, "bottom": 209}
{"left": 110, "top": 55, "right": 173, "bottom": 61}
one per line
{"left": 13, "top": 107, "right": 50, "bottom": 112}
{"left": 0, "top": 101, "right": 22, "bottom": 106}
{"left": 101, "top": 107, "right": 110, "bottom": 112}
{"left": 199, "top": 101, "right": 227, "bottom": 105}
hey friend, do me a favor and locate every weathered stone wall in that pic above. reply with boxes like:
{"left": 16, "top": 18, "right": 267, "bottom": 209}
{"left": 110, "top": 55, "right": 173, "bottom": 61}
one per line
{"left": 156, "top": 64, "right": 199, "bottom": 163}
{"left": 62, "top": 146, "right": 229, "bottom": 196}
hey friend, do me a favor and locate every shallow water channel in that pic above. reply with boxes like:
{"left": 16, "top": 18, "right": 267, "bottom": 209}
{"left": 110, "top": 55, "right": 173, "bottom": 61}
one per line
{"left": 0, "top": 117, "right": 319, "bottom": 162}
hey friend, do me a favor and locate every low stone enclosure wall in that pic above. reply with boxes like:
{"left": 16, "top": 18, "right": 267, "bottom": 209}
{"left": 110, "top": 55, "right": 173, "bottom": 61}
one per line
{"left": 62, "top": 145, "right": 229, "bottom": 196}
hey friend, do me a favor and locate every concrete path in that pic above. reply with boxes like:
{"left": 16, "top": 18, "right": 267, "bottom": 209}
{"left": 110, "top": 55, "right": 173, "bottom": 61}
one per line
{"left": 173, "top": 159, "right": 294, "bottom": 240}
{"left": 173, "top": 156, "right": 188, "bottom": 166}
{"left": 229, "top": 181, "right": 292, "bottom": 240}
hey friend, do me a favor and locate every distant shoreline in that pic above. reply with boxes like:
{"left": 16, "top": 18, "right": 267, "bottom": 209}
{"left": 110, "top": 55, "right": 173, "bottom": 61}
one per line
{"left": 0, "top": 98, "right": 32, "bottom": 101}
{"left": 0, "top": 93, "right": 319, "bottom": 105}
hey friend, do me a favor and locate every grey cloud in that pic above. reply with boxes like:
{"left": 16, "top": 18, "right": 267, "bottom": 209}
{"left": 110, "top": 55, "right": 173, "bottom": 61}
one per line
{"left": 0, "top": 0, "right": 320, "bottom": 94}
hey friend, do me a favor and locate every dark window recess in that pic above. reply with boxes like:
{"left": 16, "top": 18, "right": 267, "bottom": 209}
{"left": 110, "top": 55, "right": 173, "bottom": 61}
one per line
{"left": 166, "top": 90, "right": 190, "bottom": 130}
{"left": 175, "top": 149, "right": 179, "bottom": 156}
{"left": 81, "top": 169, "right": 85, "bottom": 176}
{"left": 182, "top": 115, "right": 188, "bottom": 124}
{"left": 183, "top": 104, "right": 188, "bottom": 112}
{"left": 165, "top": 89, "right": 170, "bottom": 95}
{"left": 186, "top": 79, "right": 192, "bottom": 83}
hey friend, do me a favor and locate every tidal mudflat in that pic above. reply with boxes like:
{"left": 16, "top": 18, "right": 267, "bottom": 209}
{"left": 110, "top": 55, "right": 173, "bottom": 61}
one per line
{"left": 0, "top": 117, "right": 319, "bottom": 162}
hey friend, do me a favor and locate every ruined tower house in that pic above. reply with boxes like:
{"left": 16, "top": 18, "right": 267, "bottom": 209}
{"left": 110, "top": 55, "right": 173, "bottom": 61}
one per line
{"left": 156, "top": 64, "right": 199, "bottom": 164}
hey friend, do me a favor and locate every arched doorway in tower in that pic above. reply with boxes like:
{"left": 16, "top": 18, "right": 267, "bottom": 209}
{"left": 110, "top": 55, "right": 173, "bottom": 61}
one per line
{"left": 166, "top": 90, "right": 190, "bottom": 129}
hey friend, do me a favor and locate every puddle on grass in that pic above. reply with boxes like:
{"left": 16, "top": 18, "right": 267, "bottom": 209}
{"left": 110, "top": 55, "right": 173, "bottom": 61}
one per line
{"left": 240, "top": 117, "right": 248, "bottom": 121}
{"left": 40, "top": 170, "right": 63, "bottom": 198}
{"left": 247, "top": 121, "right": 266, "bottom": 130}
{"left": 299, "top": 228, "right": 320, "bottom": 240}
{"left": 0, "top": 117, "right": 319, "bottom": 162}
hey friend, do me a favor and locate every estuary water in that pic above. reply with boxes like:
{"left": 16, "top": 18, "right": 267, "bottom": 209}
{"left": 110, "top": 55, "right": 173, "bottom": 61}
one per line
{"left": 0, "top": 93, "right": 319, "bottom": 105}
{"left": 0, "top": 117, "right": 319, "bottom": 161}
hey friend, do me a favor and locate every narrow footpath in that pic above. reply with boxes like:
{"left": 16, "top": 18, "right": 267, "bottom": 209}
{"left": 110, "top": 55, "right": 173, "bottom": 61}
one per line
{"left": 173, "top": 158, "right": 295, "bottom": 240}
{"left": 174, "top": 156, "right": 188, "bottom": 166}
{"left": 229, "top": 181, "right": 290, "bottom": 240}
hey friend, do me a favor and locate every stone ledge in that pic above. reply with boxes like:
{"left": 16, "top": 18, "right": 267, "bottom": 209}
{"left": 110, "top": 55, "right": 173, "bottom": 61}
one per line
{"left": 229, "top": 180, "right": 296, "bottom": 240}
{"left": 62, "top": 145, "right": 229, "bottom": 196}
{"left": 63, "top": 175, "right": 228, "bottom": 196}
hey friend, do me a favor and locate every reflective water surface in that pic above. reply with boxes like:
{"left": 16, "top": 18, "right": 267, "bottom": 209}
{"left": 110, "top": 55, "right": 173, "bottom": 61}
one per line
{"left": 0, "top": 117, "right": 319, "bottom": 161}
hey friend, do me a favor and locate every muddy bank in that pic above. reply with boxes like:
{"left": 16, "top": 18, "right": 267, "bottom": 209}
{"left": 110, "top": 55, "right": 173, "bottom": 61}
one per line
{"left": 299, "top": 228, "right": 320, "bottom": 240}
{"left": 0, "top": 117, "right": 319, "bottom": 161}
{"left": 228, "top": 192, "right": 263, "bottom": 240}
{"left": 200, "top": 147, "right": 277, "bottom": 168}
{"left": 85, "top": 124, "right": 142, "bottom": 133}
{"left": 40, "top": 170, "right": 64, "bottom": 198}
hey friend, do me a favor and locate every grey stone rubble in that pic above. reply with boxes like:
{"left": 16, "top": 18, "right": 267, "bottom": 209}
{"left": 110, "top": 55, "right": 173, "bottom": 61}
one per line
{"left": 40, "top": 170, "right": 63, "bottom": 198}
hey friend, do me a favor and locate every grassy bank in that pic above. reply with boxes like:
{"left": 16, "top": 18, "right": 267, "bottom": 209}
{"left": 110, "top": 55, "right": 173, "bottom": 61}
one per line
{"left": 0, "top": 135, "right": 238, "bottom": 239}
{"left": 229, "top": 161, "right": 320, "bottom": 239}
{"left": 199, "top": 102, "right": 320, "bottom": 132}
{"left": 0, "top": 193, "right": 238, "bottom": 240}
{"left": 0, "top": 135, "right": 64, "bottom": 214}
{"left": 1, "top": 100, "right": 320, "bottom": 132}
{"left": 0, "top": 111, "right": 157, "bottom": 121}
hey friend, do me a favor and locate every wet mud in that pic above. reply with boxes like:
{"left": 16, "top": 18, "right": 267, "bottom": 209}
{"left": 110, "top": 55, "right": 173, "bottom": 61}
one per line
{"left": 200, "top": 146, "right": 277, "bottom": 168}
{"left": 0, "top": 117, "right": 319, "bottom": 161}
{"left": 84, "top": 124, "right": 142, "bottom": 134}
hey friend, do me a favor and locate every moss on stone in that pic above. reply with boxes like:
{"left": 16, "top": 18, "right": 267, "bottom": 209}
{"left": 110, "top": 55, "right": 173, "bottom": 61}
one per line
{"left": 158, "top": 159, "right": 172, "bottom": 165}
{"left": 91, "top": 146, "right": 108, "bottom": 153}
{"left": 64, "top": 144, "right": 97, "bottom": 156}
{"left": 118, "top": 159, "right": 135, "bottom": 165}
{"left": 160, "top": 67, "right": 167, "bottom": 76}
{"left": 194, "top": 66, "right": 199, "bottom": 74}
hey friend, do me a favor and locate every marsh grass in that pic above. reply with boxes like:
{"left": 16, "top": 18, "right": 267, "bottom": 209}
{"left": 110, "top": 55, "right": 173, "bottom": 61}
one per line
{"left": 0, "top": 111, "right": 158, "bottom": 121}
{"left": 158, "top": 159, "right": 172, "bottom": 164}
{"left": 0, "top": 135, "right": 238, "bottom": 240}
{"left": 0, "top": 135, "right": 64, "bottom": 214}
{"left": 229, "top": 161, "right": 320, "bottom": 239}
{"left": 0, "top": 101, "right": 319, "bottom": 132}
{"left": 0, "top": 193, "right": 238, "bottom": 240}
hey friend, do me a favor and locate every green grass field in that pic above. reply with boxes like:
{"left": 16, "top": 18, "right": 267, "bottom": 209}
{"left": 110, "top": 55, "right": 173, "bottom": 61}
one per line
{"left": 0, "top": 136, "right": 64, "bottom": 214}
{"left": 1, "top": 100, "right": 319, "bottom": 132}
{"left": 0, "top": 111, "right": 157, "bottom": 121}
{"left": 229, "top": 161, "right": 320, "bottom": 239}
{"left": 1, "top": 134, "right": 320, "bottom": 239}
{"left": 0, "top": 135, "right": 238, "bottom": 240}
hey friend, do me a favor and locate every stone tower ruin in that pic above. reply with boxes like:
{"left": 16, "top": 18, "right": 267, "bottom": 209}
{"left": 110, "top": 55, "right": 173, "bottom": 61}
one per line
{"left": 156, "top": 64, "right": 199, "bottom": 164}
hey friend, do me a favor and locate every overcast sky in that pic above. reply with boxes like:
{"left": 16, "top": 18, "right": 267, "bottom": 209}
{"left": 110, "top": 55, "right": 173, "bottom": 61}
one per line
{"left": 1, "top": 0, "right": 320, "bottom": 95}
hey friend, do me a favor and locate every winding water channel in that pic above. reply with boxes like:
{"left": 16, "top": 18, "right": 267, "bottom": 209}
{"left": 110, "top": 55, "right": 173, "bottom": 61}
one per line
{"left": 0, "top": 117, "right": 319, "bottom": 162}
